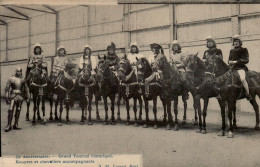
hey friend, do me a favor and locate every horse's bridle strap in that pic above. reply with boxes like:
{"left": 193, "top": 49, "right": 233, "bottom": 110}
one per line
{"left": 79, "top": 82, "right": 96, "bottom": 87}
{"left": 30, "top": 82, "right": 47, "bottom": 87}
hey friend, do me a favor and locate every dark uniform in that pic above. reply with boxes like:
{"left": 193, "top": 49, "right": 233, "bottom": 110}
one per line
{"left": 106, "top": 42, "right": 120, "bottom": 73}
{"left": 5, "top": 67, "right": 30, "bottom": 132}
{"left": 203, "top": 37, "right": 223, "bottom": 67}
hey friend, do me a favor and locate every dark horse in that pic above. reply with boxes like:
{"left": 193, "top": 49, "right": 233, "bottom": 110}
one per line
{"left": 204, "top": 57, "right": 260, "bottom": 138}
{"left": 77, "top": 66, "right": 101, "bottom": 125}
{"left": 50, "top": 62, "right": 76, "bottom": 125}
{"left": 117, "top": 55, "right": 142, "bottom": 126}
{"left": 26, "top": 60, "right": 49, "bottom": 125}
{"left": 95, "top": 55, "right": 119, "bottom": 125}
{"left": 136, "top": 57, "right": 166, "bottom": 129}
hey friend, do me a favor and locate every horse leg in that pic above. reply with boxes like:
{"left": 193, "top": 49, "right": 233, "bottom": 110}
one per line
{"left": 88, "top": 94, "right": 93, "bottom": 125}
{"left": 85, "top": 96, "right": 88, "bottom": 120}
{"left": 117, "top": 93, "right": 121, "bottom": 122}
{"left": 133, "top": 97, "right": 139, "bottom": 127}
{"left": 182, "top": 95, "right": 188, "bottom": 124}
{"left": 125, "top": 98, "right": 130, "bottom": 126}
{"left": 80, "top": 106, "right": 85, "bottom": 125}
{"left": 54, "top": 99, "right": 59, "bottom": 120}
{"left": 233, "top": 102, "right": 238, "bottom": 129}
{"left": 32, "top": 96, "right": 37, "bottom": 125}
{"left": 58, "top": 100, "right": 63, "bottom": 126}
{"left": 95, "top": 95, "right": 100, "bottom": 120}
{"left": 26, "top": 100, "right": 30, "bottom": 121}
{"left": 110, "top": 95, "right": 116, "bottom": 125}
{"left": 227, "top": 101, "right": 235, "bottom": 138}
{"left": 196, "top": 95, "right": 202, "bottom": 133}
{"left": 166, "top": 100, "right": 172, "bottom": 130}
{"left": 65, "top": 101, "right": 70, "bottom": 124}
{"left": 49, "top": 96, "right": 54, "bottom": 120}
{"left": 143, "top": 100, "right": 149, "bottom": 128}
{"left": 41, "top": 96, "right": 47, "bottom": 124}
{"left": 138, "top": 96, "right": 143, "bottom": 121}
{"left": 162, "top": 100, "right": 167, "bottom": 123}
{"left": 249, "top": 96, "right": 259, "bottom": 130}
{"left": 201, "top": 98, "right": 209, "bottom": 134}
{"left": 103, "top": 97, "right": 108, "bottom": 125}
{"left": 37, "top": 97, "right": 42, "bottom": 120}
{"left": 173, "top": 96, "right": 179, "bottom": 131}
{"left": 153, "top": 96, "right": 158, "bottom": 129}
{"left": 218, "top": 99, "right": 226, "bottom": 136}
{"left": 192, "top": 92, "right": 198, "bottom": 125}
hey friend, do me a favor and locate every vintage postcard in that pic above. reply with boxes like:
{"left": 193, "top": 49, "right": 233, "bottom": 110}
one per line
{"left": 0, "top": 0, "right": 260, "bottom": 167}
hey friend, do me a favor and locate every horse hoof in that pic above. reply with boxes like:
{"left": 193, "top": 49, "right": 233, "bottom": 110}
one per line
{"left": 32, "top": 121, "right": 36, "bottom": 125}
{"left": 57, "top": 123, "right": 62, "bottom": 126}
{"left": 43, "top": 117, "right": 47, "bottom": 123}
{"left": 143, "top": 124, "right": 148, "bottom": 128}
{"left": 182, "top": 120, "right": 186, "bottom": 125}
{"left": 84, "top": 117, "right": 87, "bottom": 120}
{"left": 26, "top": 117, "right": 30, "bottom": 121}
{"left": 80, "top": 121, "right": 84, "bottom": 125}
{"left": 196, "top": 129, "right": 201, "bottom": 133}
{"left": 163, "top": 118, "right": 167, "bottom": 123}
{"left": 255, "top": 125, "right": 260, "bottom": 130}
{"left": 66, "top": 121, "right": 71, "bottom": 125}
{"left": 88, "top": 122, "right": 93, "bottom": 125}
{"left": 37, "top": 116, "right": 42, "bottom": 121}
{"left": 166, "top": 124, "right": 171, "bottom": 130}
{"left": 201, "top": 129, "right": 207, "bottom": 134}
{"left": 55, "top": 117, "right": 59, "bottom": 121}
{"left": 192, "top": 119, "right": 198, "bottom": 125}
{"left": 125, "top": 122, "right": 130, "bottom": 126}
{"left": 117, "top": 117, "right": 121, "bottom": 122}
{"left": 227, "top": 131, "right": 234, "bottom": 138}
{"left": 111, "top": 121, "right": 116, "bottom": 125}
{"left": 233, "top": 124, "right": 238, "bottom": 129}
{"left": 218, "top": 130, "right": 225, "bottom": 136}
{"left": 138, "top": 117, "right": 142, "bottom": 121}
{"left": 154, "top": 125, "right": 158, "bottom": 129}
{"left": 49, "top": 116, "right": 53, "bottom": 121}
{"left": 96, "top": 116, "right": 101, "bottom": 120}
{"left": 134, "top": 123, "right": 138, "bottom": 127}
{"left": 103, "top": 122, "right": 108, "bottom": 125}
{"left": 173, "top": 125, "right": 179, "bottom": 131}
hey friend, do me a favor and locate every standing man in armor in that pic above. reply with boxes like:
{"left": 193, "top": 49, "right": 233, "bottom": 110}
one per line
{"left": 5, "top": 67, "right": 30, "bottom": 132}
{"left": 169, "top": 40, "right": 189, "bottom": 100}
{"left": 228, "top": 35, "right": 252, "bottom": 101}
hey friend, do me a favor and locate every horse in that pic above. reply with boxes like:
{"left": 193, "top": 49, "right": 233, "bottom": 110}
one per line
{"left": 95, "top": 55, "right": 119, "bottom": 125}
{"left": 77, "top": 65, "right": 101, "bottom": 125}
{"left": 136, "top": 57, "right": 167, "bottom": 129}
{"left": 204, "top": 57, "right": 260, "bottom": 138}
{"left": 116, "top": 55, "right": 142, "bottom": 126}
{"left": 49, "top": 62, "right": 77, "bottom": 126}
{"left": 26, "top": 60, "right": 49, "bottom": 125}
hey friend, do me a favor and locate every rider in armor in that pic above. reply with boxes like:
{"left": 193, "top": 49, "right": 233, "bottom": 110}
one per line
{"left": 79, "top": 44, "right": 92, "bottom": 73}
{"left": 5, "top": 67, "right": 30, "bottom": 132}
{"left": 169, "top": 40, "right": 189, "bottom": 100}
{"left": 27, "top": 43, "right": 48, "bottom": 78}
{"left": 128, "top": 42, "right": 144, "bottom": 66}
{"left": 228, "top": 35, "right": 252, "bottom": 101}
{"left": 106, "top": 42, "right": 120, "bottom": 73}
{"left": 150, "top": 43, "right": 165, "bottom": 80}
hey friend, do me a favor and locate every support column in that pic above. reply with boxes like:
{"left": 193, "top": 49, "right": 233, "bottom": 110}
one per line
{"left": 123, "top": 4, "right": 130, "bottom": 55}
{"left": 169, "top": 4, "right": 174, "bottom": 59}
{"left": 28, "top": 18, "right": 31, "bottom": 60}
{"left": 5, "top": 23, "right": 8, "bottom": 62}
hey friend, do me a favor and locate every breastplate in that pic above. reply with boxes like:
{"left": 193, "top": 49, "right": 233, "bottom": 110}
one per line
{"left": 10, "top": 77, "right": 23, "bottom": 90}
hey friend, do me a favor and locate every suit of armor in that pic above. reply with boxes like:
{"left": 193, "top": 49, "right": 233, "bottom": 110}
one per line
{"left": 5, "top": 72, "right": 30, "bottom": 132}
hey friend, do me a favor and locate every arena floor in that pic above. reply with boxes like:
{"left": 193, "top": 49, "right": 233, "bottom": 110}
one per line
{"left": 1, "top": 99, "right": 260, "bottom": 167}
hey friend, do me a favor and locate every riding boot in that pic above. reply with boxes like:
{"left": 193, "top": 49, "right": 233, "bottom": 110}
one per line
{"left": 5, "top": 110, "right": 14, "bottom": 132}
{"left": 13, "top": 110, "right": 21, "bottom": 130}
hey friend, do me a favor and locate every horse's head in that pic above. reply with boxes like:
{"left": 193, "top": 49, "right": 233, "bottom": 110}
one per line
{"left": 136, "top": 57, "right": 152, "bottom": 83}
{"left": 81, "top": 66, "right": 92, "bottom": 81}
{"left": 96, "top": 55, "right": 110, "bottom": 81}
{"left": 117, "top": 55, "right": 131, "bottom": 81}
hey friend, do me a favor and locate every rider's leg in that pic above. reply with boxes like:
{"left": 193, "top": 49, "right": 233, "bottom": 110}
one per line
{"left": 13, "top": 99, "right": 22, "bottom": 130}
{"left": 237, "top": 70, "right": 251, "bottom": 100}
{"left": 180, "top": 71, "right": 189, "bottom": 100}
{"left": 5, "top": 99, "right": 15, "bottom": 132}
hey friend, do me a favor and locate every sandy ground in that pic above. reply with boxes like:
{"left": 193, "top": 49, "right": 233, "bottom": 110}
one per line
{"left": 1, "top": 98, "right": 260, "bottom": 167}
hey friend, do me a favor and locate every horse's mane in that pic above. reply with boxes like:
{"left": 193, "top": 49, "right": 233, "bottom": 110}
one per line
{"left": 138, "top": 57, "right": 153, "bottom": 75}
{"left": 216, "top": 57, "right": 230, "bottom": 71}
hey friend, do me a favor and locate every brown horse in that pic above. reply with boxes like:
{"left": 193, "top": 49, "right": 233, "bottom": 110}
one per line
{"left": 77, "top": 66, "right": 101, "bottom": 125}
{"left": 208, "top": 57, "right": 259, "bottom": 138}
{"left": 117, "top": 55, "right": 143, "bottom": 126}
{"left": 95, "top": 55, "right": 119, "bottom": 125}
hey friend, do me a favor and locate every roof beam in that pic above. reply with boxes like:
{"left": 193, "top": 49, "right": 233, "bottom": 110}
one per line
{"left": 12, "top": 5, "right": 56, "bottom": 14}
{"left": 2, "top": 5, "right": 29, "bottom": 19}
{"left": 0, "top": 20, "right": 7, "bottom": 25}
{"left": 42, "top": 5, "right": 57, "bottom": 14}
{"left": 0, "top": 15, "right": 28, "bottom": 20}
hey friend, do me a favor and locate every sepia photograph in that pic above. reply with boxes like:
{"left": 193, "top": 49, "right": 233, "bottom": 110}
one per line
{"left": 0, "top": 0, "right": 260, "bottom": 167}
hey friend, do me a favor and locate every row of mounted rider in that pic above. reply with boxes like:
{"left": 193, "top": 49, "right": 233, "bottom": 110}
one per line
{"left": 4, "top": 35, "right": 260, "bottom": 139}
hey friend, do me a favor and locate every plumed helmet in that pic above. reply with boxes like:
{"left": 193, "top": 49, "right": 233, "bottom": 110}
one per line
{"left": 206, "top": 36, "right": 216, "bottom": 48}
{"left": 150, "top": 43, "right": 164, "bottom": 55}
{"left": 130, "top": 42, "right": 139, "bottom": 53}
{"left": 57, "top": 45, "right": 66, "bottom": 51}
{"left": 107, "top": 42, "right": 116, "bottom": 51}
{"left": 15, "top": 66, "right": 22, "bottom": 72}
{"left": 83, "top": 44, "right": 92, "bottom": 51}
